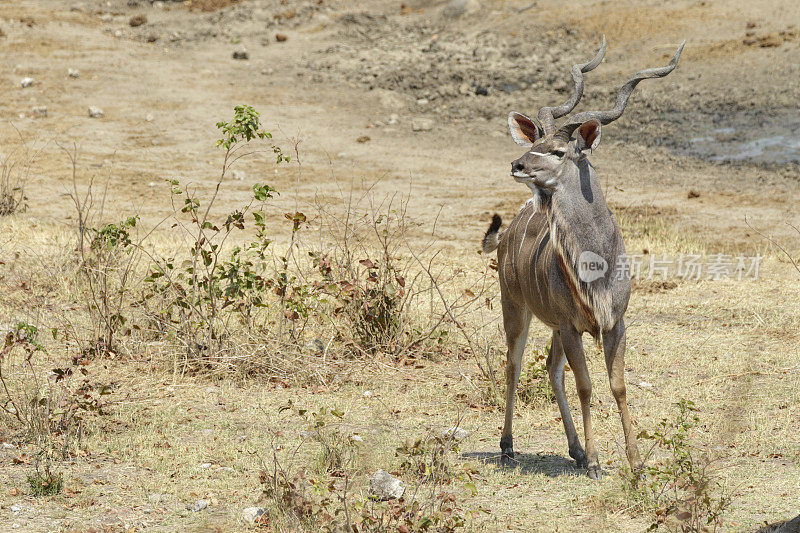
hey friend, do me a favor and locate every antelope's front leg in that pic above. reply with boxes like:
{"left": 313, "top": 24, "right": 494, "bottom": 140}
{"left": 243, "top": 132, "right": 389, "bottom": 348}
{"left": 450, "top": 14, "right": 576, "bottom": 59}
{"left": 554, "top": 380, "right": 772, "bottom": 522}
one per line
{"left": 500, "top": 306, "right": 531, "bottom": 464}
{"left": 560, "top": 325, "right": 601, "bottom": 478}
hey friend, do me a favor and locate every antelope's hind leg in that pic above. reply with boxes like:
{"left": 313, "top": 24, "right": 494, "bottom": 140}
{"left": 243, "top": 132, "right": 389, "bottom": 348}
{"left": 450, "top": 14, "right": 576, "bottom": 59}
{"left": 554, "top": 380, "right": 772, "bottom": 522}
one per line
{"left": 499, "top": 301, "right": 531, "bottom": 465}
{"left": 603, "top": 319, "right": 643, "bottom": 471}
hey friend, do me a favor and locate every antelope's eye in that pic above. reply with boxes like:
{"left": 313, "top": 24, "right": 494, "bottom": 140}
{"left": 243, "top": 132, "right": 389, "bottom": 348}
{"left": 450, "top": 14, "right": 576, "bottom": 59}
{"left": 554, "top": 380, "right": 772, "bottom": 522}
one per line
{"left": 551, "top": 150, "right": 565, "bottom": 158}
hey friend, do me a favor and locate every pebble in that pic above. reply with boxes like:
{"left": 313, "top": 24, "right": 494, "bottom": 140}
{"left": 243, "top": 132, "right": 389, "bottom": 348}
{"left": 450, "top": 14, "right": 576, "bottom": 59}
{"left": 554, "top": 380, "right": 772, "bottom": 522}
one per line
{"left": 388, "top": 113, "right": 399, "bottom": 125}
{"left": 442, "top": 0, "right": 482, "bottom": 18}
{"left": 416, "top": 98, "right": 429, "bottom": 106}
{"left": 369, "top": 470, "right": 405, "bottom": 501}
{"left": 114, "top": 30, "right": 123, "bottom": 38}
{"left": 2, "top": 442, "right": 16, "bottom": 449}
{"left": 232, "top": 170, "right": 245, "bottom": 181}
{"left": 129, "top": 14, "right": 147, "bottom": 27}
{"left": 350, "top": 434, "right": 364, "bottom": 443}
{"left": 199, "top": 463, "right": 213, "bottom": 469}
{"left": 88, "top": 106, "right": 104, "bottom": 118}
{"left": 474, "top": 85, "right": 489, "bottom": 96}
{"left": 411, "top": 117, "right": 434, "bottom": 132}
{"left": 11, "top": 504, "right": 22, "bottom": 513}
{"left": 100, "top": 13, "right": 113, "bottom": 23}
{"left": 241, "top": 507, "right": 267, "bottom": 527}
{"left": 275, "top": 33, "right": 288, "bottom": 42}
{"left": 20, "top": 77, "right": 34, "bottom": 88}
{"left": 232, "top": 47, "right": 249, "bottom": 60}
{"left": 145, "top": 113, "right": 153, "bottom": 122}
{"left": 68, "top": 68, "right": 80, "bottom": 78}
{"left": 191, "top": 499, "right": 208, "bottom": 512}
{"left": 32, "top": 106, "right": 47, "bottom": 118}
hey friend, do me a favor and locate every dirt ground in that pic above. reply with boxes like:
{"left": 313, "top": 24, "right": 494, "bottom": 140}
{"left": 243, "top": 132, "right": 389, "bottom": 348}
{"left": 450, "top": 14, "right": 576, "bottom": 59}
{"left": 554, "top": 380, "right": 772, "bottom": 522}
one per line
{"left": 1, "top": 0, "right": 799, "bottom": 531}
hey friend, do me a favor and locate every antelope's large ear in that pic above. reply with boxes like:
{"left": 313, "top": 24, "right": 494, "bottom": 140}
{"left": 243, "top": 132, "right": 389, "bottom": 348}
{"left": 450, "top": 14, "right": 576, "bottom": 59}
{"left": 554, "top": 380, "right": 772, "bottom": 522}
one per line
{"left": 575, "top": 119, "right": 602, "bottom": 152}
{"left": 508, "top": 112, "right": 542, "bottom": 146}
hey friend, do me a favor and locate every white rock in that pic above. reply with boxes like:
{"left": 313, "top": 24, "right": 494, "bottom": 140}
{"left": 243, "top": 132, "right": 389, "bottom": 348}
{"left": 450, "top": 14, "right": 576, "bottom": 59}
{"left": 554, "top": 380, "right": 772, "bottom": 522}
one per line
{"left": 362, "top": 390, "right": 373, "bottom": 398}
{"left": 100, "top": 13, "right": 113, "bottom": 22}
{"left": 442, "top": 0, "right": 482, "bottom": 17}
{"left": 11, "top": 504, "right": 22, "bottom": 513}
{"left": 114, "top": 30, "right": 122, "bottom": 37}
{"left": 68, "top": 68, "right": 80, "bottom": 78}
{"left": 20, "top": 77, "right": 34, "bottom": 88}
{"left": 639, "top": 381, "right": 653, "bottom": 388}
{"left": 388, "top": 113, "right": 399, "bottom": 125}
{"left": 369, "top": 470, "right": 405, "bottom": 501}
{"left": 412, "top": 117, "right": 434, "bottom": 132}
{"left": 416, "top": 98, "right": 429, "bottom": 106}
{"left": 145, "top": 113, "right": 154, "bottom": 122}
{"left": 241, "top": 507, "right": 267, "bottom": 527}
{"left": 232, "top": 47, "right": 249, "bottom": 60}
{"left": 442, "top": 427, "right": 469, "bottom": 441}
{"left": 2, "top": 442, "right": 16, "bottom": 449}
{"left": 191, "top": 499, "right": 208, "bottom": 512}
{"left": 198, "top": 463, "right": 213, "bottom": 469}
{"left": 32, "top": 106, "right": 47, "bottom": 118}
{"left": 88, "top": 106, "right": 104, "bottom": 118}
{"left": 350, "top": 434, "right": 364, "bottom": 443}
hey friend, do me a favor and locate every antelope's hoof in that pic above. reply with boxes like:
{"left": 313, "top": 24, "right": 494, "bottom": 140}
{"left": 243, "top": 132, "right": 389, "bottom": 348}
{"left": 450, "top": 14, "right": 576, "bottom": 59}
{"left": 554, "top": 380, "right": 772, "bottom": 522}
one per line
{"left": 500, "top": 448, "right": 515, "bottom": 466}
{"left": 587, "top": 465, "right": 603, "bottom": 480}
{"left": 569, "top": 447, "right": 587, "bottom": 469}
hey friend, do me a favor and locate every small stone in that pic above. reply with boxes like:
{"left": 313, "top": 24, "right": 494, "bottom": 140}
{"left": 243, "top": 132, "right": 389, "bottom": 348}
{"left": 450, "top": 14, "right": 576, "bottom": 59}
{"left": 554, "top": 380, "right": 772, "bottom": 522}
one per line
{"left": 442, "top": 427, "right": 469, "bottom": 441}
{"left": 88, "top": 106, "right": 104, "bottom": 118}
{"left": 20, "top": 77, "right": 34, "bottom": 88}
{"left": 416, "top": 98, "right": 429, "bottom": 106}
{"left": 241, "top": 507, "right": 267, "bottom": 527}
{"left": 2, "top": 442, "right": 16, "bottom": 449}
{"left": 100, "top": 13, "right": 113, "bottom": 23}
{"left": 129, "top": 14, "right": 147, "bottom": 27}
{"left": 232, "top": 170, "right": 245, "bottom": 181}
{"left": 32, "top": 106, "right": 47, "bottom": 118}
{"left": 442, "top": 0, "right": 482, "bottom": 18}
{"left": 350, "top": 434, "right": 364, "bottom": 443}
{"left": 356, "top": 135, "right": 370, "bottom": 143}
{"left": 369, "top": 470, "right": 405, "bottom": 501}
{"left": 198, "top": 463, "right": 213, "bottom": 469}
{"left": 639, "top": 381, "right": 653, "bottom": 388}
{"left": 68, "top": 68, "right": 80, "bottom": 78}
{"left": 388, "top": 113, "right": 399, "bottom": 125}
{"left": 275, "top": 33, "right": 288, "bottom": 42}
{"left": 146, "top": 34, "right": 158, "bottom": 43}
{"left": 114, "top": 30, "right": 123, "bottom": 38}
{"left": 191, "top": 499, "right": 208, "bottom": 512}
{"left": 411, "top": 117, "right": 434, "bottom": 132}
{"left": 474, "top": 85, "right": 488, "bottom": 96}
{"left": 11, "top": 504, "right": 22, "bottom": 513}
{"left": 362, "top": 390, "right": 373, "bottom": 398}
{"left": 232, "top": 47, "right": 249, "bottom": 60}
{"left": 145, "top": 113, "right": 153, "bottom": 122}
{"left": 687, "top": 189, "right": 700, "bottom": 199}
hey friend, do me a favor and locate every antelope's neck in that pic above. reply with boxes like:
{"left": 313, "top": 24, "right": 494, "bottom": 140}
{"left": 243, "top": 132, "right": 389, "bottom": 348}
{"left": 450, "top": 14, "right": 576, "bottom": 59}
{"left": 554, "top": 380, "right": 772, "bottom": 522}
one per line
{"left": 543, "top": 159, "right": 618, "bottom": 332}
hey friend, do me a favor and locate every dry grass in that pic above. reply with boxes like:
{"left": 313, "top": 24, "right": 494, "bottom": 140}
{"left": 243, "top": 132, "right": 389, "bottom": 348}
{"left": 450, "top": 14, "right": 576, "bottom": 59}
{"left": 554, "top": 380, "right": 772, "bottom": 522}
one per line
{"left": 1, "top": 196, "right": 799, "bottom": 530}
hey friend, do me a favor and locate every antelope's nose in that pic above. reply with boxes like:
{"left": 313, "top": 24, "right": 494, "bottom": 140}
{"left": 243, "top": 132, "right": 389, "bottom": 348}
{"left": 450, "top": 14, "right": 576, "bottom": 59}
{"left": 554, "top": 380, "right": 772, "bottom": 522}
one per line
{"left": 511, "top": 160, "right": 524, "bottom": 173}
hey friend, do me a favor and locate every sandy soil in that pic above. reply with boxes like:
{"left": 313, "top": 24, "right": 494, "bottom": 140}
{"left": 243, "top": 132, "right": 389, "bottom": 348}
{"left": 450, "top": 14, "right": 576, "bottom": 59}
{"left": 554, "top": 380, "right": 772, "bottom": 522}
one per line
{"left": 1, "top": 0, "right": 799, "bottom": 531}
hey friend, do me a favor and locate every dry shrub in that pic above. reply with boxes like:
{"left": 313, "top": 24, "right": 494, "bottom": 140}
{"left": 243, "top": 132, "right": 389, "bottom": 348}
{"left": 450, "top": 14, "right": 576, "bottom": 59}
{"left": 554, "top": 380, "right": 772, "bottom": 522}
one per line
{"left": 0, "top": 130, "right": 41, "bottom": 217}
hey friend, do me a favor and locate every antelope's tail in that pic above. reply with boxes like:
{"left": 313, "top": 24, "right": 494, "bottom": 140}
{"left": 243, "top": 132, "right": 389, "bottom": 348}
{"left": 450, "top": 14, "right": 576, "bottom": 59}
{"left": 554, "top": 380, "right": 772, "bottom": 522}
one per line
{"left": 482, "top": 214, "right": 503, "bottom": 254}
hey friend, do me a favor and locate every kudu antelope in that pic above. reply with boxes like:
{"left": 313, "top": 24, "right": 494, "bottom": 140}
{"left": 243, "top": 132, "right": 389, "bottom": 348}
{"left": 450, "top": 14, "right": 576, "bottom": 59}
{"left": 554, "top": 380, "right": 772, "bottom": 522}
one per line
{"left": 482, "top": 38, "right": 684, "bottom": 478}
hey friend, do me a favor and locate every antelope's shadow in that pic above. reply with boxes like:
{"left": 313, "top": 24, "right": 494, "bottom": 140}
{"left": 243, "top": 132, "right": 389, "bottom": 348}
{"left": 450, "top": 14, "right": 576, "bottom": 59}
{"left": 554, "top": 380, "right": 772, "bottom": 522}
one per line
{"left": 461, "top": 451, "right": 586, "bottom": 478}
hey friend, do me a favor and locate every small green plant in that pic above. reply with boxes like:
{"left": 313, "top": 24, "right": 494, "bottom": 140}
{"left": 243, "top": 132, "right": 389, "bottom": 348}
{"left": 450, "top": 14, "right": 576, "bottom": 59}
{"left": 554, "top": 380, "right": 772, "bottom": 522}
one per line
{"left": 516, "top": 345, "right": 554, "bottom": 406}
{"left": 141, "top": 106, "right": 305, "bottom": 371}
{"left": 621, "top": 399, "right": 731, "bottom": 532}
{"left": 27, "top": 452, "right": 64, "bottom": 497}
